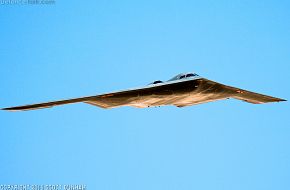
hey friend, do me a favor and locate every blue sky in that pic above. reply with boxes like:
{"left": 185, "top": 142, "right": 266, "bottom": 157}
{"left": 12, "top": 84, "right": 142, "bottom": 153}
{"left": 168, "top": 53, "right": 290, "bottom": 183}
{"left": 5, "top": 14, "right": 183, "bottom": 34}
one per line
{"left": 0, "top": 0, "right": 289, "bottom": 189}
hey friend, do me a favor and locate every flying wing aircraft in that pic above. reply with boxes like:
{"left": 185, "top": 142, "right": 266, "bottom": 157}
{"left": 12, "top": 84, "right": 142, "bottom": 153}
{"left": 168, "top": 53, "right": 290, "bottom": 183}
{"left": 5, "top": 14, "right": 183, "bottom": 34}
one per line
{"left": 1, "top": 72, "right": 286, "bottom": 111}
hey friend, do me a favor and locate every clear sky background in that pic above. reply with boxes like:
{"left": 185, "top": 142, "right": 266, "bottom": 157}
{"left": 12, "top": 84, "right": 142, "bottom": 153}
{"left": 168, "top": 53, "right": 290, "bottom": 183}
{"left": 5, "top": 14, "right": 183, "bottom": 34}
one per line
{"left": 0, "top": 0, "right": 289, "bottom": 189}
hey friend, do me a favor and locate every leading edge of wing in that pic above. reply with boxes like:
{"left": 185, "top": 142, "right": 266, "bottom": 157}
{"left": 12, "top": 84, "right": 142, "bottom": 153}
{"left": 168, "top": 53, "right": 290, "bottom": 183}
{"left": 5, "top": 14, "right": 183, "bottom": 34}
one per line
{"left": 0, "top": 96, "right": 96, "bottom": 111}
{"left": 0, "top": 83, "right": 168, "bottom": 111}
{"left": 1, "top": 78, "right": 199, "bottom": 111}
{"left": 202, "top": 79, "right": 286, "bottom": 104}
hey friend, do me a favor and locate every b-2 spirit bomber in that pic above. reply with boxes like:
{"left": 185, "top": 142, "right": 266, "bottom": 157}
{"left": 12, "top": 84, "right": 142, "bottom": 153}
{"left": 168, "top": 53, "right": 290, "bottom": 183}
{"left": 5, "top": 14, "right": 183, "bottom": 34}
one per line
{"left": 1, "top": 72, "right": 286, "bottom": 111}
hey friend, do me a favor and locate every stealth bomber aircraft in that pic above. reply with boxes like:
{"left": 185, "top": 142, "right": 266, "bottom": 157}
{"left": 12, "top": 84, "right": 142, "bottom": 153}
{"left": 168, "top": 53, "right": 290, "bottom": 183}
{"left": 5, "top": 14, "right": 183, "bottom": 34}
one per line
{"left": 1, "top": 72, "right": 286, "bottom": 111}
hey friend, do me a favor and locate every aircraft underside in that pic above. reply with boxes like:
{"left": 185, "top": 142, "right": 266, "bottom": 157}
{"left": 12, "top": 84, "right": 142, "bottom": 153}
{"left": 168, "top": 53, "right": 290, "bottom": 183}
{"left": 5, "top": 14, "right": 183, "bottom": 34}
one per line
{"left": 84, "top": 79, "right": 254, "bottom": 108}
{"left": 1, "top": 77, "right": 285, "bottom": 111}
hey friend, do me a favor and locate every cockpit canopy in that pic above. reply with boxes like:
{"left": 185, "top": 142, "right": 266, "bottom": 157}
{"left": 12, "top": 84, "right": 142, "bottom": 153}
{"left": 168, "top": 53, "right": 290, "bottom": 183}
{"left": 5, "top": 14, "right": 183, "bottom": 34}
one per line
{"left": 168, "top": 73, "right": 199, "bottom": 81}
{"left": 149, "top": 72, "right": 199, "bottom": 85}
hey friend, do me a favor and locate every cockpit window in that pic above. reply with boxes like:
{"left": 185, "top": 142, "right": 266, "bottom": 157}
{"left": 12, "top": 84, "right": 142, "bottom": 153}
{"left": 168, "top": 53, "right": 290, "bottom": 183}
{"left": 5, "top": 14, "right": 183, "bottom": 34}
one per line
{"left": 186, "top": 73, "right": 195, "bottom": 77}
{"left": 168, "top": 73, "right": 199, "bottom": 81}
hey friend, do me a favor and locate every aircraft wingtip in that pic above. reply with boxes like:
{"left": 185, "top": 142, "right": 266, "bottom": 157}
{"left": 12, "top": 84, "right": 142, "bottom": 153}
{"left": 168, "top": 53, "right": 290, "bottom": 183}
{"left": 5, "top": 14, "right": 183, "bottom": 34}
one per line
{"left": 1, "top": 107, "right": 18, "bottom": 111}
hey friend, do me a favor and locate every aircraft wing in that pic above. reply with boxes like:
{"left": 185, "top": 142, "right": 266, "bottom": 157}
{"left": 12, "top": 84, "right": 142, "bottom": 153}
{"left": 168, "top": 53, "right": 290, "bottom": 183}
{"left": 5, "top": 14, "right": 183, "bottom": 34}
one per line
{"left": 1, "top": 96, "right": 96, "bottom": 111}
{"left": 0, "top": 86, "right": 155, "bottom": 111}
{"left": 202, "top": 79, "right": 286, "bottom": 104}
